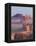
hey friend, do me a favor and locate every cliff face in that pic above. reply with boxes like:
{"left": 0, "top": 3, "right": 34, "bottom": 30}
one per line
{"left": 11, "top": 14, "right": 33, "bottom": 40}
{"left": 11, "top": 14, "right": 33, "bottom": 32}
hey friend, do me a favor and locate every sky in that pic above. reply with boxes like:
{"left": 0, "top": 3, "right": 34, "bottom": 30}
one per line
{"left": 11, "top": 6, "right": 33, "bottom": 16}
